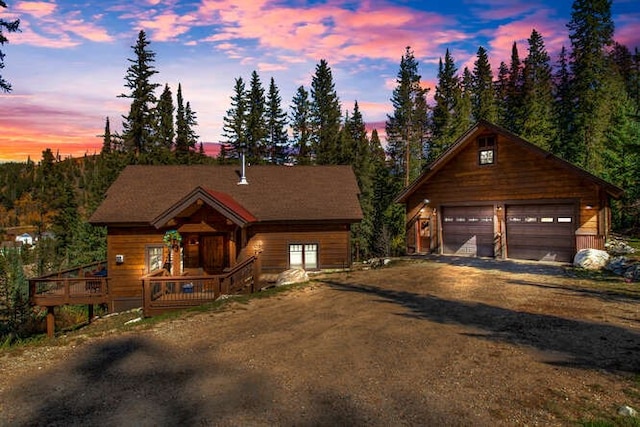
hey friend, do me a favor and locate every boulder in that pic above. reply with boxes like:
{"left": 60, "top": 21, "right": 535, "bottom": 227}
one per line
{"left": 623, "top": 264, "right": 640, "bottom": 282}
{"left": 573, "top": 249, "right": 610, "bottom": 270}
{"left": 605, "top": 256, "right": 631, "bottom": 275}
{"left": 618, "top": 405, "right": 638, "bottom": 418}
{"left": 605, "top": 238, "right": 636, "bottom": 256}
{"left": 275, "top": 268, "right": 309, "bottom": 287}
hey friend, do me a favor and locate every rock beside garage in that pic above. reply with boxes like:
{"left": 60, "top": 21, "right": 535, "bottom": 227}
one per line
{"left": 573, "top": 248, "right": 610, "bottom": 270}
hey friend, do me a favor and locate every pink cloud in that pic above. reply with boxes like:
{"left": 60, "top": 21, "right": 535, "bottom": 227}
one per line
{"left": 14, "top": 1, "right": 56, "bottom": 18}
{"left": 10, "top": 2, "right": 114, "bottom": 47}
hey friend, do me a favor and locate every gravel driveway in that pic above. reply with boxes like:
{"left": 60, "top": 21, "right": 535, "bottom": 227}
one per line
{"left": 1, "top": 256, "right": 639, "bottom": 426}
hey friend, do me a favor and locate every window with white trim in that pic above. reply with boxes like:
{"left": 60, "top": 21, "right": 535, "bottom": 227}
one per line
{"left": 289, "top": 243, "right": 318, "bottom": 270}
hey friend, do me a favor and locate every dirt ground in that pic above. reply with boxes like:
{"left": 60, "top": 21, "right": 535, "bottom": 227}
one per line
{"left": 1, "top": 256, "right": 640, "bottom": 426}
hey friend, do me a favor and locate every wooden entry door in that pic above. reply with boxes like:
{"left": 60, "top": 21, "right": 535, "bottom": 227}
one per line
{"left": 418, "top": 219, "right": 431, "bottom": 253}
{"left": 201, "top": 235, "right": 227, "bottom": 274}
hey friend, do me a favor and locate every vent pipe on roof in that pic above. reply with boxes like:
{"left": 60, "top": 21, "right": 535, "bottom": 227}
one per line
{"left": 238, "top": 150, "right": 248, "bottom": 185}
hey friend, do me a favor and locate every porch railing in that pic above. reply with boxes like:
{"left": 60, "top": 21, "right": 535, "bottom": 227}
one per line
{"left": 142, "top": 255, "right": 260, "bottom": 316}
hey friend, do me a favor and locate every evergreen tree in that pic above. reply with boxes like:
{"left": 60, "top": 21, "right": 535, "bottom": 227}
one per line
{"left": 494, "top": 61, "right": 511, "bottom": 128}
{"left": 0, "top": 1, "right": 19, "bottom": 93}
{"left": 185, "top": 101, "right": 199, "bottom": 156}
{"left": 567, "top": 0, "right": 615, "bottom": 173}
{"left": 156, "top": 83, "right": 175, "bottom": 151}
{"left": 119, "top": 30, "right": 160, "bottom": 159}
{"left": 245, "top": 70, "right": 268, "bottom": 163}
{"left": 385, "top": 46, "right": 429, "bottom": 186}
{"left": 521, "top": 29, "right": 556, "bottom": 149}
{"left": 222, "top": 77, "right": 248, "bottom": 159}
{"left": 310, "top": 59, "right": 342, "bottom": 164}
{"left": 458, "top": 67, "right": 475, "bottom": 131}
{"left": 430, "top": 49, "right": 464, "bottom": 161}
{"left": 471, "top": 46, "right": 497, "bottom": 122}
{"left": 265, "top": 77, "right": 289, "bottom": 164}
{"left": 553, "top": 46, "right": 576, "bottom": 159}
{"left": 175, "top": 83, "right": 188, "bottom": 158}
{"left": 290, "top": 85, "right": 312, "bottom": 164}
{"left": 100, "top": 117, "right": 112, "bottom": 154}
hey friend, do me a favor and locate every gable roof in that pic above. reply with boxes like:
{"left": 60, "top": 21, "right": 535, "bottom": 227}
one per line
{"left": 89, "top": 164, "right": 363, "bottom": 226}
{"left": 395, "top": 120, "right": 624, "bottom": 203}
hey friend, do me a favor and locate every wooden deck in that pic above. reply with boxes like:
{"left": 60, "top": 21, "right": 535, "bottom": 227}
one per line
{"left": 142, "top": 255, "right": 261, "bottom": 316}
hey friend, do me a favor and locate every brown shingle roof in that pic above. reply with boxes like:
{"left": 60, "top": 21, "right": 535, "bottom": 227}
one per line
{"left": 89, "top": 164, "right": 363, "bottom": 226}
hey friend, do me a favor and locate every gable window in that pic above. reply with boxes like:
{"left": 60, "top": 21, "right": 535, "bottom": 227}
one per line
{"left": 478, "top": 135, "right": 496, "bottom": 165}
{"left": 289, "top": 243, "right": 318, "bottom": 270}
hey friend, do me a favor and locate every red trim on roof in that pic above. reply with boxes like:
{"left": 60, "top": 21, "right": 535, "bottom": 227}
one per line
{"left": 204, "top": 189, "right": 257, "bottom": 223}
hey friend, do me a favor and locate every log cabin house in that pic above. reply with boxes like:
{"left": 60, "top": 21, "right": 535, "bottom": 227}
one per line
{"left": 84, "top": 164, "right": 363, "bottom": 314}
{"left": 395, "top": 121, "right": 624, "bottom": 263}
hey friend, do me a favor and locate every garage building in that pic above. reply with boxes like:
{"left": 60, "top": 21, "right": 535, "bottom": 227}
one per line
{"left": 395, "top": 121, "right": 624, "bottom": 263}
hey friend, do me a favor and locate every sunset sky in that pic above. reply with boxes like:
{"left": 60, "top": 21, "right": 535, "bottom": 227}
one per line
{"left": 0, "top": 0, "right": 638, "bottom": 163}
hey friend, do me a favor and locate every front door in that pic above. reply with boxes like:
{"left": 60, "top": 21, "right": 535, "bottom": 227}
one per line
{"left": 418, "top": 219, "right": 431, "bottom": 253}
{"left": 201, "top": 235, "right": 227, "bottom": 274}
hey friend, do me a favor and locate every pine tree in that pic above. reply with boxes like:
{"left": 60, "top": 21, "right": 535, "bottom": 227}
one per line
{"left": 175, "top": 83, "right": 188, "bottom": 159}
{"left": 156, "top": 83, "right": 175, "bottom": 151}
{"left": 119, "top": 30, "right": 160, "bottom": 159}
{"left": 310, "top": 59, "right": 342, "bottom": 164}
{"left": 222, "top": 77, "right": 248, "bottom": 159}
{"left": 185, "top": 101, "right": 199, "bottom": 154}
{"left": 494, "top": 61, "right": 511, "bottom": 128}
{"left": 471, "top": 46, "right": 497, "bottom": 122}
{"left": 567, "top": 0, "right": 615, "bottom": 173}
{"left": 245, "top": 70, "right": 268, "bottom": 163}
{"left": 265, "top": 77, "right": 289, "bottom": 164}
{"left": 385, "top": 46, "right": 429, "bottom": 186}
{"left": 100, "top": 117, "right": 112, "bottom": 154}
{"left": 458, "top": 67, "right": 475, "bottom": 131}
{"left": 0, "top": 1, "right": 19, "bottom": 93}
{"left": 553, "top": 46, "right": 576, "bottom": 159}
{"left": 290, "top": 85, "right": 312, "bottom": 165}
{"left": 521, "top": 29, "right": 556, "bottom": 149}
{"left": 430, "top": 49, "right": 463, "bottom": 161}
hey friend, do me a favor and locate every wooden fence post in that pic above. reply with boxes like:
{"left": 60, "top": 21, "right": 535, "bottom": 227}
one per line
{"left": 46, "top": 306, "right": 55, "bottom": 338}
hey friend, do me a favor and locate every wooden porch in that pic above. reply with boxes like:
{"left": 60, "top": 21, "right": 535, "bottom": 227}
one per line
{"left": 29, "top": 261, "right": 110, "bottom": 337}
{"left": 142, "top": 255, "right": 261, "bottom": 316}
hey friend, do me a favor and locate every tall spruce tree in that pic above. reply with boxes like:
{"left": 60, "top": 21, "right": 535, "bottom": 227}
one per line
{"left": 430, "top": 49, "right": 463, "bottom": 161}
{"left": 310, "top": 59, "right": 342, "bottom": 164}
{"left": 119, "top": 30, "right": 160, "bottom": 159}
{"left": 290, "top": 85, "right": 312, "bottom": 165}
{"left": 265, "top": 77, "right": 289, "bottom": 164}
{"left": 0, "top": 1, "right": 19, "bottom": 93}
{"left": 156, "top": 84, "right": 175, "bottom": 151}
{"left": 246, "top": 70, "right": 268, "bottom": 163}
{"left": 385, "top": 46, "right": 429, "bottom": 186}
{"left": 494, "top": 61, "right": 511, "bottom": 129}
{"left": 567, "top": 0, "right": 615, "bottom": 173}
{"left": 471, "top": 46, "right": 497, "bottom": 122}
{"left": 222, "top": 77, "right": 248, "bottom": 159}
{"left": 185, "top": 101, "right": 199, "bottom": 156}
{"left": 553, "top": 46, "right": 576, "bottom": 159}
{"left": 175, "top": 83, "right": 188, "bottom": 158}
{"left": 521, "top": 29, "right": 556, "bottom": 149}
{"left": 101, "top": 117, "right": 112, "bottom": 154}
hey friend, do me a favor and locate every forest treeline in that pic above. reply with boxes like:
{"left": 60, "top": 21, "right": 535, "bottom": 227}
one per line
{"left": 0, "top": 0, "right": 639, "bottom": 339}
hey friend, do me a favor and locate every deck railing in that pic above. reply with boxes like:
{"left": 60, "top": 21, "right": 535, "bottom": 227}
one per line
{"left": 29, "top": 261, "right": 110, "bottom": 307}
{"left": 142, "top": 255, "right": 260, "bottom": 316}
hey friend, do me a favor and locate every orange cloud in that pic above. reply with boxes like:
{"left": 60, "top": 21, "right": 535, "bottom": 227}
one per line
{"left": 14, "top": 1, "right": 56, "bottom": 18}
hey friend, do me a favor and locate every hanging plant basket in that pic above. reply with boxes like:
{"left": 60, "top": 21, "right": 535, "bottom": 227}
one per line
{"left": 163, "top": 230, "right": 182, "bottom": 250}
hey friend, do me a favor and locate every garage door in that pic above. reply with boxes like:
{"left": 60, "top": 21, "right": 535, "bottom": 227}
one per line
{"left": 506, "top": 204, "right": 575, "bottom": 262}
{"left": 442, "top": 206, "right": 494, "bottom": 257}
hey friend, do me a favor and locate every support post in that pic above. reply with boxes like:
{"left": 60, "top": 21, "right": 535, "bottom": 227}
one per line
{"left": 87, "top": 304, "right": 94, "bottom": 323}
{"left": 46, "top": 306, "right": 55, "bottom": 338}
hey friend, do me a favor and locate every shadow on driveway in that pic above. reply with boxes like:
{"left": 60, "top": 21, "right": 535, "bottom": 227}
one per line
{"left": 323, "top": 279, "right": 640, "bottom": 375}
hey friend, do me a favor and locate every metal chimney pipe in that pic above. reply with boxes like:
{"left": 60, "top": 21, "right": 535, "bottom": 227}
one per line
{"left": 238, "top": 150, "right": 248, "bottom": 185}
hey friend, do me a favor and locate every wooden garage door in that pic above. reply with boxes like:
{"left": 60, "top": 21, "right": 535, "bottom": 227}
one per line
{"left": 506, "top": 204, "right": 575, "bottom": 262}
{"left": 442, "top": 206, "right": 494, "bottom": 257}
